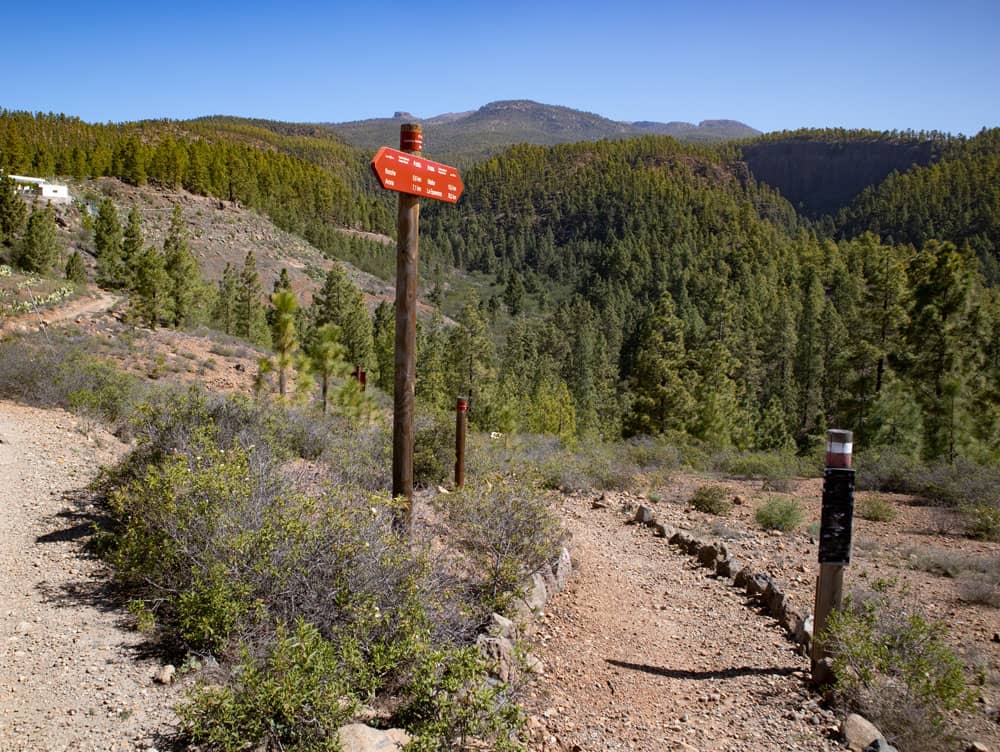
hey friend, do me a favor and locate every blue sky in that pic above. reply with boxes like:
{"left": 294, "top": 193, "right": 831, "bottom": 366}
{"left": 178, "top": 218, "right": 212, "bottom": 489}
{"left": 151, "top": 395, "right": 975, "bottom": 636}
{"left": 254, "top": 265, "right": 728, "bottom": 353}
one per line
{"left": 2, "top": 0, "right": 998, "bottom": 135}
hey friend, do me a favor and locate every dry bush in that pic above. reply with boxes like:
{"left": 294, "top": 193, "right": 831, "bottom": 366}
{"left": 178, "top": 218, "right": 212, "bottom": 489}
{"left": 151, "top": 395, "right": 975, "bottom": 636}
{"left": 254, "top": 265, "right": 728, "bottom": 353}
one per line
{"left": 903, "top": 545, "right": 1000, "bottom": 580}
{"left": 433, "top": 477, "right": 564, "bottom": 618}
{"left": 955, "top": 573, "right": 1000, "bottom": 608}
{"left": 824, "top": 585, "right": 975, "bottom": 752}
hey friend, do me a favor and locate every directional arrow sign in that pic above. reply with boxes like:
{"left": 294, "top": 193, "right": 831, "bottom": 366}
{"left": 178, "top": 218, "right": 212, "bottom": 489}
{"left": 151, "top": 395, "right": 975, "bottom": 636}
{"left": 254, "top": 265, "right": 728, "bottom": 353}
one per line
{"left": 371, "top": 146, "right": 463, "bottom": 204}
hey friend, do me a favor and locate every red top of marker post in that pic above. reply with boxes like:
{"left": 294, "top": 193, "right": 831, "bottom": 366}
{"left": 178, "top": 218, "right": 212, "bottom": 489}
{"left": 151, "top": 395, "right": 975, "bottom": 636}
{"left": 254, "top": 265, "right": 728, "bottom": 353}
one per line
{"left": 825, "top": 429, "right": 853, "bottom": 469}
{"left": 457, "top": 397, "right": 468, "bottom": 412}
{"left": 400, "top": 123, "right": 423, "bottom": 153}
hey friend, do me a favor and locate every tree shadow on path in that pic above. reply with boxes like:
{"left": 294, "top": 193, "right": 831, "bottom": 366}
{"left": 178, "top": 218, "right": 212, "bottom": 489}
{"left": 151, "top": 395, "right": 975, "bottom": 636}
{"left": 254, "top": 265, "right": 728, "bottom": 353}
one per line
{"left": 605, "top": 659, "right": 801, "bottom": 681}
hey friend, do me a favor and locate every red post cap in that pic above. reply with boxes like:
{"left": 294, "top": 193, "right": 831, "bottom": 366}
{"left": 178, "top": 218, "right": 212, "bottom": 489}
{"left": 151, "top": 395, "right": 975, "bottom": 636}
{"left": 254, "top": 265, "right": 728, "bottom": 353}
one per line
{"left": 400, "top": 123, "right": 423, "bottom": 153}
{"left": 457, "top": 397, "right": 468, "bottom": 412}
{"left": 825, "top": 429, "right": 853, "bottom": 469}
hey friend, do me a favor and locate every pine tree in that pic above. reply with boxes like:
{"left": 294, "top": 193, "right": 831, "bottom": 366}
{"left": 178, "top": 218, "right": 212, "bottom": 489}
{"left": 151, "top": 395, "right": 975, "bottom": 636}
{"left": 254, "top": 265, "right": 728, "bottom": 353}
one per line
{"left": 212, "top": 263, "right": 239, "bottom": 335}
{"left": 266, "top": 267, "right": 292, "bottom": 332}
{"left": 94, "top": 198, "right": 124, "bottom": 287}
{"left": 310, "top": 323, "right": 349, "bottom": 413}
{"left": 372, "top": 300, "right": 395, "bottom": 391}
{"left": 310, "top": 263, "right": 373, "bottom": 368}
{"left": 122, "top": 207, "right": 144, "bottom": 288}
{"left": 900, "top": 240, "right": 976, "bottom": 461}
{"left": 131, "top": 247, "right": 170, "bottom": 327}
{"left": 446, "top": 298, "right": 495, "bottom": 422}
{"left": 269, "top": 289, "right": 298, "bottom": 398}
{"left": 163, "top": 206, "right": 201, "bottom": 328}
{"left": 0, "top": 174, "right": 27, "bottom": 247}
{"left": 65, "top": 251, "right": 87, "bottom": 284}
{"left": 504, "top": 271, "right": 526, "bottom": 315}
{"left": 235, "top": 252, "right": 269, "bottom": 346}
{"left": 121, "top": 136, "right": 146, "bottom": 186}
{"left": 624, "top": 294, "right": 694, "bottom": 436}
{"left": 15, "top": 201, "right": 59, "bottom": 273}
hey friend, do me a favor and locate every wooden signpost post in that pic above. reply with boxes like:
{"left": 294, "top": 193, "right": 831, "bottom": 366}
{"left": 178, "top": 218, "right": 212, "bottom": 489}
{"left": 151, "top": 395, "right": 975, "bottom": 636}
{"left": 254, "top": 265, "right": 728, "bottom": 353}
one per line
{"left": 371, "top": 124, "right": 464, "bottom": 532}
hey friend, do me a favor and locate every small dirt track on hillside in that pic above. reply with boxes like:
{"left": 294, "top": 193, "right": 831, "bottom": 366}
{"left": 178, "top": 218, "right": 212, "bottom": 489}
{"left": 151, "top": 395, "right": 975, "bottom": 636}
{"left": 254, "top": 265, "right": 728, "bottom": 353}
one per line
{"left": 0, "top": 401, "right": 183, "bottom": 751}
{"left": 524, "top": 495, "right": 840, "bottom": 752}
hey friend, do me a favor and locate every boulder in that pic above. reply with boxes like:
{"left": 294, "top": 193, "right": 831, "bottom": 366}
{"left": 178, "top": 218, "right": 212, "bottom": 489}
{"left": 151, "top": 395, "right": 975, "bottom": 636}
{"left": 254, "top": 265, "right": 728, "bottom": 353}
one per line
{"left": 477, "top": 634, "right": 518, "bottom": 682}
{"left": 489, "top": 612, "right": 516, "bottom": 640}
{"left": 524, "top": 573, "right": 548, "bottom": 614}
{"left": 337, "top": 724, "right": 410, "bottom": 752}
{"left": 553, "top": 546, "right": 572, "bottom": 591}
{"left": 653, "top": 522, "right": 675, "bottom": 539}
{"left": 763, "top": 581, "right": 787, "bottom": 618}
{"left": 670, "top": 530, "right": 693, "bottom": 548}
{"left": 633, "top": 505, "right": 654, "bottom": 525}
{"left": 781, "top": 606, "right": 802, "bottom": 635}
{"left": 716, "top": 557, "right": 740, "bottom": 578}
{"left": 697, "top": 544, "right": 720, "bottom": 569}
{"left": 746, "top": 572, "right": 773, "bottom": 598}
{"left": 733, "top": 567, "right": 753, "bottom": 589}
{"left": 864, "top": 740, "right": 899, "bottom": 752}
{"left": 842, "top": 713, "right": 885, "bottom": 752}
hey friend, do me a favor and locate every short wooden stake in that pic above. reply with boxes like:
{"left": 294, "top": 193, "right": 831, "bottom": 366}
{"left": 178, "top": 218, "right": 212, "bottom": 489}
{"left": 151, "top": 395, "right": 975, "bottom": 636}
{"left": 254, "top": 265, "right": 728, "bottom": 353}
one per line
{"left": 811, "top": 429, "right": 856, "bottom": 686}
{"left": 455, "top": 396, "right": 468, "bottom": 488}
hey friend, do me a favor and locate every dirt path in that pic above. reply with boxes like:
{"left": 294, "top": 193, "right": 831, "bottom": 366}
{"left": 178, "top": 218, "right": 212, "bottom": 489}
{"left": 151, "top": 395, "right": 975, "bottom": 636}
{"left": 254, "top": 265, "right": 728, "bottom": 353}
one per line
{"left": 524, "top": 495, "right": 840, "bottom": 752}
{"left": 0, "top": 401, "right": 182, "bottom": 752}
{"left": 0, "top": 289, "right": 119, "bottom": 336}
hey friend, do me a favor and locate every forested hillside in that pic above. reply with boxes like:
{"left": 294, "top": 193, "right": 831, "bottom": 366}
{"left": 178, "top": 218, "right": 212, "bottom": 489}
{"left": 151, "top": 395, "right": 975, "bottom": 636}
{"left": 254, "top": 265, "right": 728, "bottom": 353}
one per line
{"left": 422, "top": 136, "right": 999, "bottom": 462}
{"left": 1, "top": 109, "right": 997, "bottom": 465}
{"left": 835, "top": 128, "right": 1000, "bottom": 284}
{"left": 0, "top": 110, "right": 395, "bottom": 244}
{"left": 740, "top": 129, "right": 947, "bottom": 217}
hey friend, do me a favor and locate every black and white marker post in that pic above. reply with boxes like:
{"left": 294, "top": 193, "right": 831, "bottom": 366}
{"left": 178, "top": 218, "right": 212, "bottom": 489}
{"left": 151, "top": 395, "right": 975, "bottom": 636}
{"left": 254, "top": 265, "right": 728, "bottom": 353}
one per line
{"left": 811, "top": 428, "right": 856, "bottom": 686}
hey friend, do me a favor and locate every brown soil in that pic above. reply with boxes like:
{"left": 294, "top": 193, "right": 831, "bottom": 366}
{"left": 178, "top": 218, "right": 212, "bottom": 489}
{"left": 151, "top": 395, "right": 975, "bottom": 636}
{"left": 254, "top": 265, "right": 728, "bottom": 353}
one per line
{"left": 523, "top": 483, "right": 1000, "bottom": 751}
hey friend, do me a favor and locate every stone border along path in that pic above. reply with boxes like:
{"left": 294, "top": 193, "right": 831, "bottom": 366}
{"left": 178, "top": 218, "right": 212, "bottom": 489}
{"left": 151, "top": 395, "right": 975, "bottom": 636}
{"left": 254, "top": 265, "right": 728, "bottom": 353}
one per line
{"left": 521, "top": 492, "right": 841, "bottom": 752}
{"left": 0, "top": 401, "right": 185, "bottom": 752}
{"left": 631, "top": 503, "right": 816, "bottom": 653}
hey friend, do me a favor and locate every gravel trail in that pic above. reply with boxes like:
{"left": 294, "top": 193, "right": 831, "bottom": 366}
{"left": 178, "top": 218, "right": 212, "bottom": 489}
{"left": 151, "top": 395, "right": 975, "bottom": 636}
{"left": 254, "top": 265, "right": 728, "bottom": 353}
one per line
{"left": 0, "top": 401, "right": 182, "bottom": 752}
{"left": 524, "top": 494, "right": 841, "bottom": 752}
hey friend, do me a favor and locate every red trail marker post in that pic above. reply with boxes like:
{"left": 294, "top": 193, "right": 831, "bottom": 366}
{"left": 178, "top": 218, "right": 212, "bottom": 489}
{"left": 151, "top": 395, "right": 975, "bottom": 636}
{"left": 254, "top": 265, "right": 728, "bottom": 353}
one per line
{"left": 371, "top": 125, "right": 463, "bottom": 532}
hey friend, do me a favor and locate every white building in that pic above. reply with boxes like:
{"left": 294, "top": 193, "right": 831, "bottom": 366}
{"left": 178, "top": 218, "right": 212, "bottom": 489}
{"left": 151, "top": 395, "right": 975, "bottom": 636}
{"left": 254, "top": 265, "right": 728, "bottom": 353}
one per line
{"left": 7, "top": 175, "right": 72, "bottom": 205}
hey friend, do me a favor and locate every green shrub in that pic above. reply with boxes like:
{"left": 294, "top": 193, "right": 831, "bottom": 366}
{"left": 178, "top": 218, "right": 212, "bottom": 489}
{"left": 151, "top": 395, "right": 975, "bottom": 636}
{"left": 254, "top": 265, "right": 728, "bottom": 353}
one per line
{"left": 397, "top": 646, "right": 525, "bottom": 752}
{"left": 754, "top": 497, "right": 804, "bottom": 531}
{"left": 0, "top": 333, "right": 144, "bottom": 426}
{"left": 179, "top": 620, "right": 356, "bottom": 752}
{"left": 689, "top": 485, "right": 731, "bottom": 515}
{"left": 436, "top": 477, "right": 563, "bottom": 617}
{"left": 823, "top": 588, "right": 975, "bottom": 751}
{"left": 857, "top": 495, "right": 898, "bottom": 522}
{"left": 965, "top": 503, "right": 1000, "bottom": 542}
{"left": 413, "top": 411, "right": 454, "bottom": 488}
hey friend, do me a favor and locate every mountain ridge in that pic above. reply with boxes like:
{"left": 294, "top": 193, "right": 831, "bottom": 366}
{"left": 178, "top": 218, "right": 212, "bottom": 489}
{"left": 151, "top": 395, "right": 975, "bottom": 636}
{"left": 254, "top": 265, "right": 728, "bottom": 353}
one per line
{"left": 324, "top": 99, "right": 760, "bottom": 163}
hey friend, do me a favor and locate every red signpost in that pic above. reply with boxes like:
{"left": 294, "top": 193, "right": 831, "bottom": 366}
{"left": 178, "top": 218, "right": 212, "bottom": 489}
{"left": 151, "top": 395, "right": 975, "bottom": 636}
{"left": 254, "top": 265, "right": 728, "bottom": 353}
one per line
{"left": 371, "top": 147, "right": 463, "bottom": 204}
{"left": 372, "top": 126, "right": 463, "bottom": 533}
